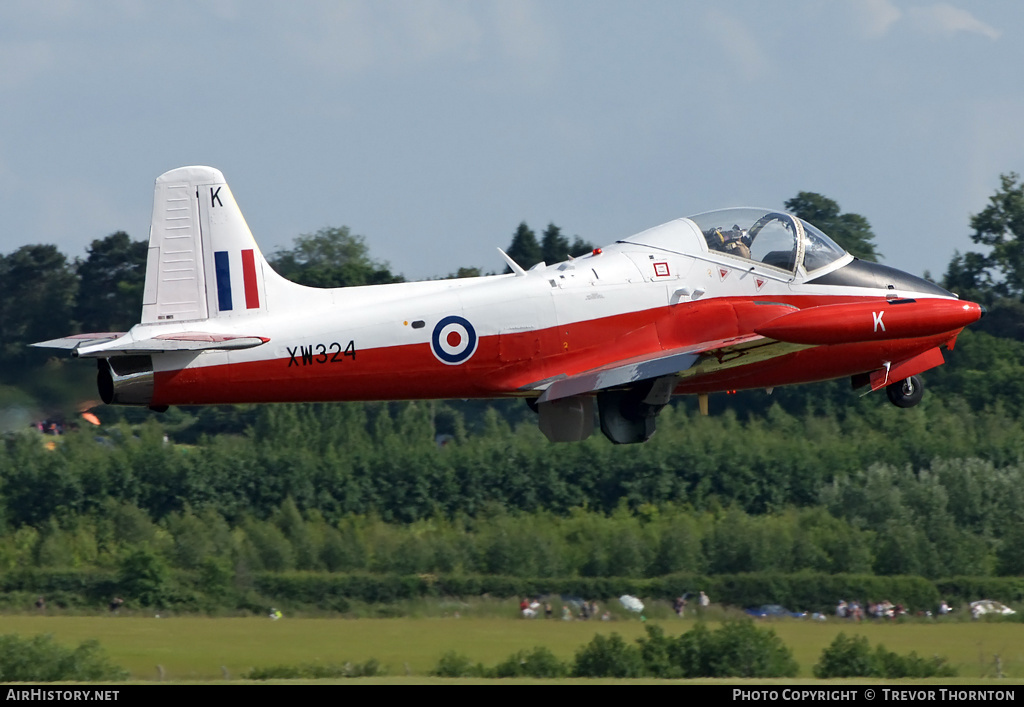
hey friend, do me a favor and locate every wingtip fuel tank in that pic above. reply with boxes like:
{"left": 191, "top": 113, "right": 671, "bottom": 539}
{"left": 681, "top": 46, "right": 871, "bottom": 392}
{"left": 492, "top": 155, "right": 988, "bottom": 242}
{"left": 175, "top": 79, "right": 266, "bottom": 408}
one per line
{"left": 754, "top": 299, "right": 983, "bottom": 346}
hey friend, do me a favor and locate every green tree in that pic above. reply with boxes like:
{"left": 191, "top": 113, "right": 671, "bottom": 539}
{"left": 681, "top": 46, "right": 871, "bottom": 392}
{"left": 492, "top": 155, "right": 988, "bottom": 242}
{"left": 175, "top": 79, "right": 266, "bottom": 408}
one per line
{"left": 784, "top": 192, "right": 881, "bottom": 261}
{"left": 269, "top": 227, "right": 403, "bottom": 288}
{"left": 540, "top": 223, "right": 570, "bottom": 264}
{"left": 198, "top": 556, "right": 235, "bottom": 599}
{"left": 995, "top": 521, "right": 1024, "bottom": 576}
{"left": 505, "top": 222, "right": 543, "bottom": 271}
{"left": 493, "top": 647, "right": 568, "bottom": 678}
{"left": 672, "top": 621, "right": 715, "bottom": 677}
{"left": 701, "top": 619, "right": 799, "bottom": 678}
{"left": 0, "top": 634, "right": 127, "bottom": 682}
{"left": 118, "top": 548, "right": 170, "bottom": 607}
{"left": 164, "top": 508, "right": 215, "bottom": 569}
{"left": 965, "top": 172, "right": 1024, "bottom": 298}
{"left": 0, "top": 245, "right": 78, "bottom": 368}
{"left": 0, "top": 436, "right": 84, "bottom": 527}
{"left": 569, "top": 236, "right": 595, "bottom": 257}
{"left": 540, "top": 223, "right": 594, "bottom": 264}
{"left": 275, "top": 497, "right": 318, "bottom": 570}
{"left": 33, "top": 518, "right": 75, "bottom": 568}
{"left": 104, "top": 501, "right": 159, "bottom": 548}
{"left": 74, "top": 231, "right": 148, "bottom": 332}
{"left": 433, "top": 650, "right": 486, "bottom": 678}
{"left": 637, "top": 624, "right": 686, "bottom": 678}
{"left": 241, "top": 517, "right": 295, "bottom": 571}
{"left": 939, "top": 173, "right": 1024, "bottom": 340}
{"left": 572, "top": 633, "right": 646, "bottom": 678}
{"left": 815, "top": 632, "right": 955, "bottom": 678}
{"left": 942, "top": 250, "right": 991, "bottom": 303}
{"left": 813, "top": 632, "right": 877, "bottom": 678}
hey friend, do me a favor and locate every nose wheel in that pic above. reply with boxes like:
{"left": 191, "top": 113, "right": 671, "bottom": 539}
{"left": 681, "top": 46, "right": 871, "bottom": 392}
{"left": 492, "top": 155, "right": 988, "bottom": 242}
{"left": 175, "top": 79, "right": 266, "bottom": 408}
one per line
{"left": 886, "top": 375, "right": 924, "bottom": 408}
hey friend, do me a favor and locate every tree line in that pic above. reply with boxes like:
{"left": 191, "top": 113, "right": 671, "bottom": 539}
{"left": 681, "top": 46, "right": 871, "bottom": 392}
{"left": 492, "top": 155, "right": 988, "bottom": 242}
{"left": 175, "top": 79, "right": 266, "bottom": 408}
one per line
{"left": 3, "top": 399, "right": 1024, "bottom": 579}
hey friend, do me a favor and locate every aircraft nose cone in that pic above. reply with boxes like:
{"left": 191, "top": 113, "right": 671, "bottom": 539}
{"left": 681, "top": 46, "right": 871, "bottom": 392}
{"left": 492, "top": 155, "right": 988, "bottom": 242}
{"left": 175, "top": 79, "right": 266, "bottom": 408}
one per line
{"left": 963, "top": 301, "right": 985, "bottom": 324}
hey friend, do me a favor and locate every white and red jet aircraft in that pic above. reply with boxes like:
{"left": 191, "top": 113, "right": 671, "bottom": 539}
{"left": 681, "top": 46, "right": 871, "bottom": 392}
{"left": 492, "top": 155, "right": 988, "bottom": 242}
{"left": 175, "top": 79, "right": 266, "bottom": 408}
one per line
{"left": 36, "top": 166, "right": 983, "bottom": 444}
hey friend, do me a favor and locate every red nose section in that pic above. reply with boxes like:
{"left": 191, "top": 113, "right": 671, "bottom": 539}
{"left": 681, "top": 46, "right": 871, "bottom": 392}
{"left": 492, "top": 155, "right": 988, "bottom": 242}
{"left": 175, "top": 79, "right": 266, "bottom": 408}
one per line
{"left": 754, "top": 299, "right": 983, "bottom": 345}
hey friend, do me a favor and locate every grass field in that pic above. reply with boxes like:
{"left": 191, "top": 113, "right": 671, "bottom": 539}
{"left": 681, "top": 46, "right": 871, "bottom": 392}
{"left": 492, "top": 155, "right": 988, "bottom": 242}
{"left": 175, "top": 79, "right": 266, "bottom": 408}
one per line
{"left": 1, "top": 613, "right": 1022, "bottom": 682}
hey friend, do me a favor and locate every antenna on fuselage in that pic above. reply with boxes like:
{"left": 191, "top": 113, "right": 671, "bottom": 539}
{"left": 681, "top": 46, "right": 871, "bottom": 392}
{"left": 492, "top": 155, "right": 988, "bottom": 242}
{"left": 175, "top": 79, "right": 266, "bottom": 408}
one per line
{"left": 498, "top": 248, "right": 528, "bottom": 277}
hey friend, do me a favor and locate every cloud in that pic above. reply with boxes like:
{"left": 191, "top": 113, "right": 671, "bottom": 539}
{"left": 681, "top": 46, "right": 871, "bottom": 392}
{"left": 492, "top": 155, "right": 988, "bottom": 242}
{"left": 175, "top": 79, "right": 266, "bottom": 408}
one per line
{"left": 0, "top": 2, "right": 182, "bottom": 93}
{"left": 849, "top": 1, "right": 999, "bottom": 41}
{"left": 490, "top": 1, "right": 555, "bottom": 65}
{"left": 850, "top": 0, "right": 903, "bottom": 38}
{"left": 907, "top": 3, "right": 1000, "bottom": 40}
{"left": 702, "top": 9, "right": 770, "bottom": 81}
{"left": 399, "top": 1, "right": 485, "bottom": 61}
{"left": 280, "top": 0, "right": 488, "bottom": 78}
{"left": 266, "top": 0, "right": 560, "bottom": 95}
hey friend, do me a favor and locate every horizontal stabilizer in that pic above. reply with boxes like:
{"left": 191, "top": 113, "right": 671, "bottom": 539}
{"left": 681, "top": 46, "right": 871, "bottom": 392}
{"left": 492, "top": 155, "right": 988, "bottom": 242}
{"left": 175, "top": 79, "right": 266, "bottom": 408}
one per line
{"left": 31, "top": 333, "right": 126, "bottom": 350}
{"left": 34, "top": 332, "right": 269, "bottom": 357}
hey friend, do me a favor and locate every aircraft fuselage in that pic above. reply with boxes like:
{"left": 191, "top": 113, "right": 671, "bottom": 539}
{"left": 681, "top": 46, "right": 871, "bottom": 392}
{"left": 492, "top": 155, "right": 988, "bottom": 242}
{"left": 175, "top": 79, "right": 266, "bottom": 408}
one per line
{"left": 36, "top": 167, "right": 982, "bottom": 444}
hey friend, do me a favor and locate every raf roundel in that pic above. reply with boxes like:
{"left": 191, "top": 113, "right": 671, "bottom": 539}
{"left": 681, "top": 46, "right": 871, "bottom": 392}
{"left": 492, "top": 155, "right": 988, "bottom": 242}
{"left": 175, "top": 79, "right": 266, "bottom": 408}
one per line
{"left": 431, "top": 316, "right": 478, "bottom": 365}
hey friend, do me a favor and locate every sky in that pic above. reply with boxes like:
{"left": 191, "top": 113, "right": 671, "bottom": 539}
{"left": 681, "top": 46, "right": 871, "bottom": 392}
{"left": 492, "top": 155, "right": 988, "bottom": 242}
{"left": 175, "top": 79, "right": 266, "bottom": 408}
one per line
{"left": 2, "top": 0, "right": 1022, "bottom": 282}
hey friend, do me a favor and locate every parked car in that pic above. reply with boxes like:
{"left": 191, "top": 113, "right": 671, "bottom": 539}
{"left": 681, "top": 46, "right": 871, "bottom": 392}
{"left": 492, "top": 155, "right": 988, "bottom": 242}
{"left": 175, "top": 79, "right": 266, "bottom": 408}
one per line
{"left": 970, "top": 600, "right": 1016, "bottom": 618}
{"left": 745, "top": 604, "right": 807, "bottom": 619}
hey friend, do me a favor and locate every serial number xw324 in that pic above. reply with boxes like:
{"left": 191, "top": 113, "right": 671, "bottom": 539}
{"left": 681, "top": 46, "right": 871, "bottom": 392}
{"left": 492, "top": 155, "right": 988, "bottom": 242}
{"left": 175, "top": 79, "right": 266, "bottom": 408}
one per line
{"left": 287, "top": 341, "right": 356, "bottom": 367}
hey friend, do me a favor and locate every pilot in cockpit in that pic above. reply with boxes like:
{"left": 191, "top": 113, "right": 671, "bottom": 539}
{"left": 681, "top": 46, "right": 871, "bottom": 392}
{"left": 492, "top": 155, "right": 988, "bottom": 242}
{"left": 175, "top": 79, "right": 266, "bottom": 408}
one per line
{"left": 705, "top": 224, "right": 752, "bottom": 259}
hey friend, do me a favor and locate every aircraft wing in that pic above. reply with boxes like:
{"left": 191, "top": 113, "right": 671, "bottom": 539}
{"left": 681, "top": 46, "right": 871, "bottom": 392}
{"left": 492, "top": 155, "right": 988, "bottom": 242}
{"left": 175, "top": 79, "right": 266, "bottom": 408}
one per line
{"left": 33, "top": 332, "right": 269, "bottom": 357}
{"left": 532, "top": 333, "right": 804, "bottom": 403}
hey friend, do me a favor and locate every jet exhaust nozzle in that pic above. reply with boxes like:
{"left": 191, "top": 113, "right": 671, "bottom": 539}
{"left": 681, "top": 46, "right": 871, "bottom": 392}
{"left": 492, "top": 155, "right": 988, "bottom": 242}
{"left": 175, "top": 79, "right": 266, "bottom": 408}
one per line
{"left": 97, "top": 356, "right": 155, "bottom": 406}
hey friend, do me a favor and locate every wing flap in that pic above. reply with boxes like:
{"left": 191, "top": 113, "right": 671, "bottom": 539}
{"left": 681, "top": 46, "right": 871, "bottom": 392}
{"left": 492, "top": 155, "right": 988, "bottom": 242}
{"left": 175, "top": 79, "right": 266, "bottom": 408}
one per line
{"left": 534, "top": 333, "right": 773, "bottom": 403}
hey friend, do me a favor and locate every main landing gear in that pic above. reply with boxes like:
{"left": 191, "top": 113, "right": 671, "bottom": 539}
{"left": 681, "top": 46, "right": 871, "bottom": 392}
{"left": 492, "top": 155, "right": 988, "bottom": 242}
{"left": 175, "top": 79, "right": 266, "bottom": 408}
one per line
{"left": 886, "top": 375, "right": 924, "bottom": 408}
{"left": 526, "top": 376, "right": 676, "bottom": 444}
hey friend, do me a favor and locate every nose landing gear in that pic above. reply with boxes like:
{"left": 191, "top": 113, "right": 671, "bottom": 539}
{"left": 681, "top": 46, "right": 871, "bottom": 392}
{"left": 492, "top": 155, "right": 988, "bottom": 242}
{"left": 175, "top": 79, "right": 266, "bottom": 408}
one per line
{"left": 886, "top": 375, "right": 924, "bottom": 408}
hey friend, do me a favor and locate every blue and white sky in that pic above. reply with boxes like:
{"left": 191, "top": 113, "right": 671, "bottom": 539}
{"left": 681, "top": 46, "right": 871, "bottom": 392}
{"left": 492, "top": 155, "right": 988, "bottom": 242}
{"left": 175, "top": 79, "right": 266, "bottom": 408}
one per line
{"left": 2, "top": 0, "right": 1021, "bottom": 281}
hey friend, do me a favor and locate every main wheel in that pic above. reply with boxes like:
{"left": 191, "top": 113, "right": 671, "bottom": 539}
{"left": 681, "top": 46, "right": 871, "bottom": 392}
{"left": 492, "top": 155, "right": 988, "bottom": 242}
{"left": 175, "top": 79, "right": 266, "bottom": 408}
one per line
{"left": 886, "top": 375, "right": 924, "bottom": 408}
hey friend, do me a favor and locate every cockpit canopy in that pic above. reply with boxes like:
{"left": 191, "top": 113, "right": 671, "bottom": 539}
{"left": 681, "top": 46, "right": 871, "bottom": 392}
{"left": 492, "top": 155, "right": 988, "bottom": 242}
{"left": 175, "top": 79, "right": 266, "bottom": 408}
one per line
{"left": 686, "top": 208, "right": 848, "bottom": 274}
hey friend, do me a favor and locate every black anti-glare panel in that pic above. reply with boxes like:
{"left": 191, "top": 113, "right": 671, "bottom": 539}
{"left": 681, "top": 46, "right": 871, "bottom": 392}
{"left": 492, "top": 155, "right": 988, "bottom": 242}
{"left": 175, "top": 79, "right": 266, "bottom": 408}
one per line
{"left": 806, "top": 259, "right": 951, "bottom": 296}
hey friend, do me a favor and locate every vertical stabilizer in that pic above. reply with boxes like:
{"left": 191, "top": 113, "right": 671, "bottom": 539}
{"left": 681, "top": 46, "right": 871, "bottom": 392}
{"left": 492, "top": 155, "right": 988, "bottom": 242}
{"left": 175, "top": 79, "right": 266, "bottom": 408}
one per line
{"left": 141, "top": 166, "right": 271, "bottom": 324}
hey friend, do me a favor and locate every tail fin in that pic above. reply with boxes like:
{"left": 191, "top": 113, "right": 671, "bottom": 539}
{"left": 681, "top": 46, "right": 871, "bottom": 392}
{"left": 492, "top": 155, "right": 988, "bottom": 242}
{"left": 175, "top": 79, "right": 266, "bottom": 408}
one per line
{"left": 142, "top": 166, "right": 271, "bottom": 324}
